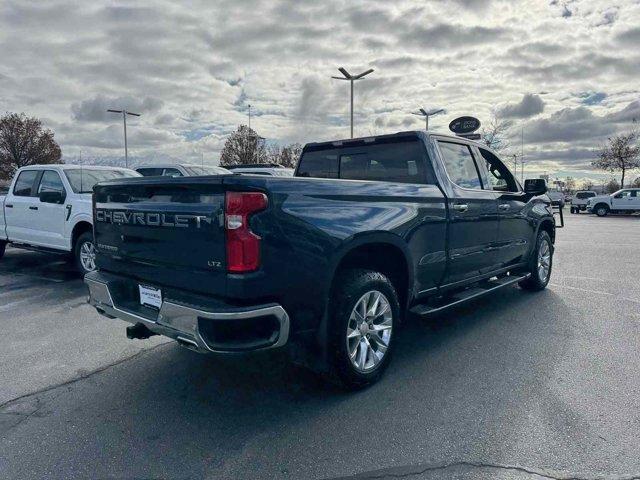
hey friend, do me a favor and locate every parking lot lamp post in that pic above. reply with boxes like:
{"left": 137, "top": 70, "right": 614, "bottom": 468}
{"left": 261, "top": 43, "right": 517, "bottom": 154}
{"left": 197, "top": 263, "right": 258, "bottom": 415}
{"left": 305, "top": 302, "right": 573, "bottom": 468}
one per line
{"left": 412, "top": 108, "right": 445, "bottom": 131}
{"left": 107, "top": 109, "right": 141, "bottom": 168}
{"left": 332, "top": 67, "right": 374, "bottom": 138}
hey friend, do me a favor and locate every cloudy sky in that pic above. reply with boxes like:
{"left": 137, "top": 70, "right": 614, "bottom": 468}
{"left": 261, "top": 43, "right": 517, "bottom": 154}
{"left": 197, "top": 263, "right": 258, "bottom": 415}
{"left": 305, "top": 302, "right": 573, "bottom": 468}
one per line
{"left": 2, "top": 0, "right": 640, "bottom": 183}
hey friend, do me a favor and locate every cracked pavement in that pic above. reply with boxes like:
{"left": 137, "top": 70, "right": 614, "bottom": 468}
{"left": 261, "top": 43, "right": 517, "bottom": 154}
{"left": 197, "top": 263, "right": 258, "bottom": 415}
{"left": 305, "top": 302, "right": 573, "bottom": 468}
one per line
{"left": 1, "top": 214, "right": 640, "bottom": 479}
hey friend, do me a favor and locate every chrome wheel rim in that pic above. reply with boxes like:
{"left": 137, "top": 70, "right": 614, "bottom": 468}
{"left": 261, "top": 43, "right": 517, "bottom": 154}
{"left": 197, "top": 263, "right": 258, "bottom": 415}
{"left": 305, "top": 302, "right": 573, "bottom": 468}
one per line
{"left": 597, "top": 207, "right": 606, "bottom": 216}
{"left": 80, "top": 241, "right": 96, "bottom": 272}
{"left": 346, "top": 290, "right": 393, "bottom": 373}
{"left": 537, "top": 239, "right": 551, "bottom": 283}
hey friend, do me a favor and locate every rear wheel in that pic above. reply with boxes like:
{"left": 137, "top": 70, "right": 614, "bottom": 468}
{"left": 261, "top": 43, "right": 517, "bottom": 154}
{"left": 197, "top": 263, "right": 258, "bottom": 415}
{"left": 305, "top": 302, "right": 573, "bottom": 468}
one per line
{"left": 74, "top": 231, "right": 96, "bottom": 275}
{"left": 595, "top": 204, "right": 609, "bottom": 217}
{"left": 327, "top": 269, "right": 399, "bottom": 389}
{"left": 0, "top": 241, "right": 6, "bottom": 260}
{"left": 519, "top": 230, "right": 553, "bottom": 291}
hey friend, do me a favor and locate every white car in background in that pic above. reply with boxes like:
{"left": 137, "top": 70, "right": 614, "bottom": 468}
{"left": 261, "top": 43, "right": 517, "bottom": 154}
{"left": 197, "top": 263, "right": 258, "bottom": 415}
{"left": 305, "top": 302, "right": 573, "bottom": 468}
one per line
{"left": 570, "top": 190, "right": 597, "bottom": 213}
{"left": 1, "top": 165, "right": 140, "bottom": 274}
{"left": 225, "top": 164, "right": 294, "bottom": 176}
{"left": 587, "top": 188, "right": 640, "bottom": 216}
{"left": 135, "top": 164, "right": 231, "bottom": 177}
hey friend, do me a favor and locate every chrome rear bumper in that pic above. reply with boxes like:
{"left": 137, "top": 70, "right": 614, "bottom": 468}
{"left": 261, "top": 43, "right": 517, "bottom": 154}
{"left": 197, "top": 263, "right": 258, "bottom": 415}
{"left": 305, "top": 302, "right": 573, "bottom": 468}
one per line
{"left": 85, "top": 273, "right": 290, "bottom": 354}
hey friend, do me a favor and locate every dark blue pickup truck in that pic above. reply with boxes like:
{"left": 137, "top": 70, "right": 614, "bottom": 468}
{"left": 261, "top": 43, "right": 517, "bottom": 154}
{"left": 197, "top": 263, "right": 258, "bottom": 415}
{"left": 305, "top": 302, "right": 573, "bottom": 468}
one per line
{"left": 86, "top": 131, "right": 555, "bottom": 388}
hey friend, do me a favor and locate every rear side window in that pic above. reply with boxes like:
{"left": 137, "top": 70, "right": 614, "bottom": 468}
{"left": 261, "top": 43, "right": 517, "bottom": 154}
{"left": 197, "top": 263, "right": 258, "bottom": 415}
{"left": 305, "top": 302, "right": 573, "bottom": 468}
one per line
{"left": 13, "top": 170, "right": 39, "bottom": 196}
{"left": 576, "top": 192, "right": 595, "bottom": 199}
{"left": 437, "top": 141, "right": 483, "bottom": 190}
{"left": 162, "top": 168, "right": 183, "bottom": 177}
{"left": 297, "top": 138, "right": 433, "bottom": 184}
{"left": 38, "top": 171, "right": 65, "bottom": 195}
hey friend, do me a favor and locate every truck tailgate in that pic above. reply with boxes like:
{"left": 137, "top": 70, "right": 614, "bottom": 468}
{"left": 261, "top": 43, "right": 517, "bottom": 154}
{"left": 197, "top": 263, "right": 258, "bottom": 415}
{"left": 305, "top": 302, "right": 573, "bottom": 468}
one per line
{"left": 93, "top": 178, "right": 227, "bottom": 296}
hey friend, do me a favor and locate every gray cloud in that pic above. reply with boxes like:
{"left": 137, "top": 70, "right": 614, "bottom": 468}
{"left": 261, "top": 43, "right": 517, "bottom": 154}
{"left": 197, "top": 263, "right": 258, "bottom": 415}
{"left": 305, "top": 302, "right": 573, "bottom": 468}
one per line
{"left": 71, "top": 95, "right": 164, "bottom": 122}
{"left": 499, "top": 94, "right": 545, "bottom": 119}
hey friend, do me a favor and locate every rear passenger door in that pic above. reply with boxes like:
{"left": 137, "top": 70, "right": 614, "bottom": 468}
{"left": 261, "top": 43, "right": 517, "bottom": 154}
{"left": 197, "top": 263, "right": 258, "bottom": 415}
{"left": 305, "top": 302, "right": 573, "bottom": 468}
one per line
{"left": 476, "top": 147, "right": 532, "bottom": 267}
{"left": 4, "top": 169, "right": 41, "bottom": 244}
{"left": 436, "top": 141, "right": 500, "bottom": 285}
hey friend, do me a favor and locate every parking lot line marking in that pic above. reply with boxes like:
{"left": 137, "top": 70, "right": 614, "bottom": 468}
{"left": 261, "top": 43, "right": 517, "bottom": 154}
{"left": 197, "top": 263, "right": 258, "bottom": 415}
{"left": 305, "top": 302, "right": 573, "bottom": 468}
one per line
{"left": 549, "top": 283, "right": 614, "bottom": 296}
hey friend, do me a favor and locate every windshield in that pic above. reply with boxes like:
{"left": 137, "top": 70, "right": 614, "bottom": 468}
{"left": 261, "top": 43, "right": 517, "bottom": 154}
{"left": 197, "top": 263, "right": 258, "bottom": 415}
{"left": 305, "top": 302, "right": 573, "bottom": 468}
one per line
{"left": 183, "top": 166, "right": 231, "bottom": 176}
{"left": 64, "top": 169, "right": 140, "bottom": 193}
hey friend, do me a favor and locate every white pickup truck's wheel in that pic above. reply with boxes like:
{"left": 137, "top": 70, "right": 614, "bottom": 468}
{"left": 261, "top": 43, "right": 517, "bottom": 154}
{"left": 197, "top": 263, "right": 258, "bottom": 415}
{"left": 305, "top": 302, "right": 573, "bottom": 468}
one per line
{"left": 0, "top": 241, "right": 6, "bottom": 260}
{"left": 595, "top": 204, "right": 609, "bottom": 217}
{"left": 75, "top": 232, "right": 97, "bottom": 275}
{"left": 328, "top": 269, "right": 399, "bottom": 389}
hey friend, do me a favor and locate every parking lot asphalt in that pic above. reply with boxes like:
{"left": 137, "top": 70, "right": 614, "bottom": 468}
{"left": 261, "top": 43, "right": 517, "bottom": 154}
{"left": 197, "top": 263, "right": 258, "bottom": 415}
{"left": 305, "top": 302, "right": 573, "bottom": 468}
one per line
{"left": 1, "top": 213, "right": 639, "bottom": 480}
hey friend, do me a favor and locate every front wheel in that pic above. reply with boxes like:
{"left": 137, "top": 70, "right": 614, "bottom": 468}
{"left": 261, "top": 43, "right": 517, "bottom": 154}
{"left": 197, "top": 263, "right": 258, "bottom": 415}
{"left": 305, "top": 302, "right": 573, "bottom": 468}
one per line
{"left": 519, "top": 230, "right": 553, "bottom": 291}
{"left": 74, "top": 231, "right": 97, "bottom": 275}
{"left": 327, "top": 269, "right": 399, "bottom": 389}
{"left": 595, "top": 204, "right": 609, "bottom": 217}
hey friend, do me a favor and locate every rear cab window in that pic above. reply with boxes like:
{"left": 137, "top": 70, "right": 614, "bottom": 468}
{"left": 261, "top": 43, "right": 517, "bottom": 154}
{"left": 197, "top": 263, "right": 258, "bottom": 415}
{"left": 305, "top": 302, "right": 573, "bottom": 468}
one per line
{"left": 296, "top": 136, "right": 434, "bottom": 184}
{"left": 437, "top": 141, "right": 483, "bottom": 190}
{"left": 13, "top": 170, "right": 40, "bottom": 196}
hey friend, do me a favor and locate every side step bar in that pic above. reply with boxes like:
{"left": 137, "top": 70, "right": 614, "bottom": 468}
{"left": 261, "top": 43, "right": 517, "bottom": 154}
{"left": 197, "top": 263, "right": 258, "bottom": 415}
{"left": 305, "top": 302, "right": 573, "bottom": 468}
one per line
{"left": 410, "top": 273, "right": 530, "bottom": 317}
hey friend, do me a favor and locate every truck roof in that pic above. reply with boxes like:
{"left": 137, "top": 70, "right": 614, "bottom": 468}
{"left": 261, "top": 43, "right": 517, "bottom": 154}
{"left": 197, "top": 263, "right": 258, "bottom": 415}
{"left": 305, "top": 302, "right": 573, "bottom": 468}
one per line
{"left": 304, "top": 130, "right": 486, "bottom": 149}
{"left": 17, "top": 164, "right": 133, "bottom": 172}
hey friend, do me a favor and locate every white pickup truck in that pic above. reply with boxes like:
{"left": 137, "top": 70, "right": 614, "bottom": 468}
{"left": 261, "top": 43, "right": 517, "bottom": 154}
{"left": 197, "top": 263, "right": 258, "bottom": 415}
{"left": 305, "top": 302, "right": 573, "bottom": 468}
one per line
{"left": 587, "top": 188, "right": 640, "bottom": 216}
{"left": 0, "top": 165, "right": 139, "bottom": 273}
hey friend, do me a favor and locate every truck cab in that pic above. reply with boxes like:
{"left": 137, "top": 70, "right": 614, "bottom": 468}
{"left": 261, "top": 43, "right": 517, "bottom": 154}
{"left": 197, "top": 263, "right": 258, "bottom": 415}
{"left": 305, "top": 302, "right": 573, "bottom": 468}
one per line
{"left": 0, "top": 165, "right": 139, "bottom": 273}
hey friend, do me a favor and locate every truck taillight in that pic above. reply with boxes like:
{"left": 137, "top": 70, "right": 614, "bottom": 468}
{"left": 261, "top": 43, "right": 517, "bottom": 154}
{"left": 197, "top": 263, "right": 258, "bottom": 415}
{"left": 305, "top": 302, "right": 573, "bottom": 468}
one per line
{"left": 225, "top": 191, "right": 268, "bottom": 273}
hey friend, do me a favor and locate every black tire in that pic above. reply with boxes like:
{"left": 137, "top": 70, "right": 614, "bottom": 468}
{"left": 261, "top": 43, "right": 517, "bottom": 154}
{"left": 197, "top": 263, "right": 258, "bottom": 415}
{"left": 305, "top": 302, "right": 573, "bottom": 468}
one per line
{"left": 519, "top": 230, "right": 553, "bottom": 291}
{"left": 74, "top": 231, "right": 96, "bottom": 275}
{"left": 570, "top": 207, "right": 576, "bottom": 214}
{"left": 0, "top": 241, "right": 6, "bottom": 260}
{"left": 327, "top": 269, "right": 400, "bottom": 390}
{"left": 594, "top": 204, "right": 609, "bottom": 217}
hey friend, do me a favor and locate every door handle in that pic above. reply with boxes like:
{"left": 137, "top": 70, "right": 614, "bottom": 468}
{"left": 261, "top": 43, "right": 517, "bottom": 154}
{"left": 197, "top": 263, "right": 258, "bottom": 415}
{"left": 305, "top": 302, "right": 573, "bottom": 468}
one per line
{"left": 498, "top": 203, "right": 510, "bottom": 211}
{"left": 452, "top": 203, "right": 469, "bottom": 212}
{"left": 5, "top": 204, "right": 13, "bottom": 208}
{"left": 29, "top": 206, "right": 38, "bottom": 210}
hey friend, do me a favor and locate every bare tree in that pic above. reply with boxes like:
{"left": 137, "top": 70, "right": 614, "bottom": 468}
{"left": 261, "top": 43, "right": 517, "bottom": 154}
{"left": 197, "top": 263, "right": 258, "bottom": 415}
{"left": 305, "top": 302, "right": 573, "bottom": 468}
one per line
{"left": 263, "top": 142, "right": 303, "bottom": 168}
{"left": 605, "top": 178, "right": 621, "bottom": 193}
{"left": 481, "top": 110, "right": 511, "bottom": 152}
{"left": 582, "top": 179, "right": 595, "bottom": 191}
{"left": 219, "top": 125, "right": 267, "bottom": 166}
{"left": 592, "top": 130, "right": 640, "bottom": 188}
{"left": 0, "top": 112, "right": 62, "bottom": 180}
{"left": 632, "top": 176, "right": 640, "bottom": 188}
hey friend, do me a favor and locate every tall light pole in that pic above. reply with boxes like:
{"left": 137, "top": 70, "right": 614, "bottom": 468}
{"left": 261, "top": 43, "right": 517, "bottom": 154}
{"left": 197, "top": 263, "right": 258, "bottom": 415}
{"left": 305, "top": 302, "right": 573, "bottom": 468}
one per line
{"left": 412, "top": 108, "right": 445, "bottom": 130}
{"left": 248, "top": 104, "right": 252, "bottom": 129}
{"left": 332, "top": 67, "right": 374, "bottom": 138}
{"left": 107, "top": 109, "right": 141, "bottom": 168}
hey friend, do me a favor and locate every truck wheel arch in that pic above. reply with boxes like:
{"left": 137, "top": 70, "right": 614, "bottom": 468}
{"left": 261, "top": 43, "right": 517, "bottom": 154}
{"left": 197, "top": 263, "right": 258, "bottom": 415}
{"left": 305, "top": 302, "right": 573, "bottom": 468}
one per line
{"left": 328, "top": 235, "right": 413, "bottom": 313}
{"left": 536, "top": 218, "right": 555, "bottom": 244}
{"left": 71, "top": 221, "right": 93, "bottom": 250}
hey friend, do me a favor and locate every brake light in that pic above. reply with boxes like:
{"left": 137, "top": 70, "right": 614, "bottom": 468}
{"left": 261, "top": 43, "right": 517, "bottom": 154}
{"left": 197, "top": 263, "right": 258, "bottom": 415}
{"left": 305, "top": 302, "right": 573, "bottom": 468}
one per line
{"left": 225, "top": 191, "right": 268, "bottom": 273}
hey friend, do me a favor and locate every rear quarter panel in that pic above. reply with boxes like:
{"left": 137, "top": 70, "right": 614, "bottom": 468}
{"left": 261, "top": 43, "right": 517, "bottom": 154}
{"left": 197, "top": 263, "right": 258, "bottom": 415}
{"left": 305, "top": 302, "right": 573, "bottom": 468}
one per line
{"left": 222, "top": 175, "right": 447, "bottom": 332}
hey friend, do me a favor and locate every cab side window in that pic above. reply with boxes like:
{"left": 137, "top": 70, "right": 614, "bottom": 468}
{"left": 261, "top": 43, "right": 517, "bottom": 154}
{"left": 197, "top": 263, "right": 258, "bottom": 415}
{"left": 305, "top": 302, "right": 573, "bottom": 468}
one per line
{"left": 479, "top": 148, "right": 519, "bottom": 192}
{"left": 38, "top": 171, "right": 65, "bottom": 195}
{"left": 437, "top": 141, "right": 483, "bottom": 190}
{"left": 13, "top": 170, "right": 40, "bottom": 196}
{"left": 162, "top": 168, "right": 183, "bottom": 177}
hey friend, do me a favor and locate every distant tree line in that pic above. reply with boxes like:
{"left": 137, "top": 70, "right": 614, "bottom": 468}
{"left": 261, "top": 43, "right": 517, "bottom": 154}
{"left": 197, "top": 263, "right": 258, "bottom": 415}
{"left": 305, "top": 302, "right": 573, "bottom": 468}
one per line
{"left": 219, "top": 125, "right": 302, "bottom": 168}
{"left": 0, "top": 112, "right": 62, "bottom": 181}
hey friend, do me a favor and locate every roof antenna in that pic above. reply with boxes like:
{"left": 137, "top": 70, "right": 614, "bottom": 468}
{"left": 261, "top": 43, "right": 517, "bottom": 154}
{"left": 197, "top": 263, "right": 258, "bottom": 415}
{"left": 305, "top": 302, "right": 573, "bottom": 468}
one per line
{"left": 80, "top": 149, "right": 84, "bottom": 193}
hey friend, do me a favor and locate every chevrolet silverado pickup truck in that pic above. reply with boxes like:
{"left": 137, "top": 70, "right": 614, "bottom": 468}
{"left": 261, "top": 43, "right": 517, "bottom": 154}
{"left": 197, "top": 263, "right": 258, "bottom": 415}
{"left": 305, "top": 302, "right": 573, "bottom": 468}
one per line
{"left": 86, "top": 131, "right": 556, "bottom": 388}
{"left": 0, "top": 165, "right": 139, "bottom": 274}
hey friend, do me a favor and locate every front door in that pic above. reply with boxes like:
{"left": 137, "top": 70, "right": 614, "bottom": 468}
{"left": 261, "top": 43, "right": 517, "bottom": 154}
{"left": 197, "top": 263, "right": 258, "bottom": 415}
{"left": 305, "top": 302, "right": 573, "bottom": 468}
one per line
{"left": 436, "top": 140, "right": 500, "bottom": 285}
{"left": 32, "top": 170, "right": 68, "bottom": 249}
{"left": 611, "top": 190, "right": 635, "bottom": 211}
{"left": 476, "top": 146, "right": 532, "bottom": 267}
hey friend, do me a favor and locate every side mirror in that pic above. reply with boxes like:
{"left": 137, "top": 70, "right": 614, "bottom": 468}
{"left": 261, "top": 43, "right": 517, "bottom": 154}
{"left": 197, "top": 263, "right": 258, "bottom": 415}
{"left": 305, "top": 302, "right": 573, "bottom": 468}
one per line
{"left": 524, "top": 178, "right": 547, "bottom": 195}
{"left": 39, "top": 190, "right": 65, "bottom": 204}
